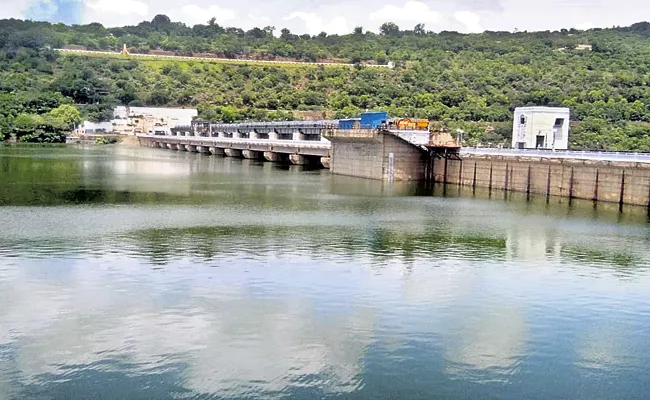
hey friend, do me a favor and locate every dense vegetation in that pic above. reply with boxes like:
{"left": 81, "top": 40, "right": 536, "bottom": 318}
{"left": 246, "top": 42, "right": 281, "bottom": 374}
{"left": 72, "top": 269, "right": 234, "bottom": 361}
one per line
{"left": 1, "top": 16, "right": 650, "bottom": 149}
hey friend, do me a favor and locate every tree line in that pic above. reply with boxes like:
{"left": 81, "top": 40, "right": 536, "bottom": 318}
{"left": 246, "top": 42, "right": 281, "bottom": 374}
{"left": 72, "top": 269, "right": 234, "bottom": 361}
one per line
{"left": 1, "top": 16, "right": 650, "bottom": 149}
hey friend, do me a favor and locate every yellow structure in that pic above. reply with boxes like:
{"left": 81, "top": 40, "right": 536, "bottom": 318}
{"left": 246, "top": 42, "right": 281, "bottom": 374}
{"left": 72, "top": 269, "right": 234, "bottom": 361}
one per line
{"left": 390, "top": 118, "right": 429, "bottom": 131}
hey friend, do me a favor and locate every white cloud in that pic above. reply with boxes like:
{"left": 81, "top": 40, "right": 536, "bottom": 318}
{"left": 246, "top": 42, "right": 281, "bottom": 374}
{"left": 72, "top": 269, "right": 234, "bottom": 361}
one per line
{"left": 454, "top": 11, "right": 482, "bottom": 33}
{"left": 175, "top": 4, "right": 236, "bottom": 26}
{"left": 369, "top": 1, "right": 442, "bottom": 24}
{"left": 85, "top": 0, "right": 148, "bottom": 16}
{"left": 248, "top": 13, "right": 270, "bottom": 23}
{"left": 284, "top": 12, "right": 349, "bottom": 36}
{"left": 0, "top": 0, "right": 29, "bottom": 19}
{"left": 575, "top": 21, "right": 595, "bottom": 30}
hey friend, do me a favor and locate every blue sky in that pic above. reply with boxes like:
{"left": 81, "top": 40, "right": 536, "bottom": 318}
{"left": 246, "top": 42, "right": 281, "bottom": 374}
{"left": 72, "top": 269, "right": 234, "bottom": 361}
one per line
{"left": 24, "top": 0, "right": 83, "bottom": 24}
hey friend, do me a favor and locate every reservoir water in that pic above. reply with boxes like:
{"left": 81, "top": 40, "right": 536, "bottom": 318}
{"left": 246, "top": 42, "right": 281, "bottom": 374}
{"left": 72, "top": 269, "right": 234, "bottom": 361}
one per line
{"left": 1, "top": 145, "right": 649, "bottom": 399}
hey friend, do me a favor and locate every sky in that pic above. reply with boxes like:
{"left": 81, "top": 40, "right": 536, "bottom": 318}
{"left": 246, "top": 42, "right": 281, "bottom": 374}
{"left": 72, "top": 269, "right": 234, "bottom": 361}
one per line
{"left": 0, "top": 0, "right": 647, "bottom": 35}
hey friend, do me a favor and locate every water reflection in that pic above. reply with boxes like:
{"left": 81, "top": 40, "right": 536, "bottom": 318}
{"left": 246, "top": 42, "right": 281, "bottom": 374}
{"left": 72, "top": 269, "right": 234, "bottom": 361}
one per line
{"left": 1, "top": 145, "right": 650, "bottom": 399}
{"left": 0, "top": 251, "right": 380, "bottom": 396}
{"left": 445, "top": 306, "right": 527, "bottom": 384}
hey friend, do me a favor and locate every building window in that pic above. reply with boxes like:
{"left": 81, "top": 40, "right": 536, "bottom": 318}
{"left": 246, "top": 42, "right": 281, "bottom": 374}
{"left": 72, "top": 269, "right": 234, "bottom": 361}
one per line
{"left": 554, "top": 118, "right": 564, "bottom": 127}
{"left": 519, "top": 115, "right": 526, "bottom": 125}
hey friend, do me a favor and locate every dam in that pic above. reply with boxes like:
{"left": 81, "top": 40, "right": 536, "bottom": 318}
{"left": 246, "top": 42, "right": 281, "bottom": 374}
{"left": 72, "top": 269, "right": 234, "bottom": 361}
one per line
{"left": 138, "top": 120, "right": 650, "bottom": 208}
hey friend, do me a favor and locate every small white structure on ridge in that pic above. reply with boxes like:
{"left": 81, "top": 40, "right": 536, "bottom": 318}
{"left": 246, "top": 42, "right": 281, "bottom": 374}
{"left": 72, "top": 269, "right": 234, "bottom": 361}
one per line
{"left": 512, "top": 107, "right": 570, "bottom": 150}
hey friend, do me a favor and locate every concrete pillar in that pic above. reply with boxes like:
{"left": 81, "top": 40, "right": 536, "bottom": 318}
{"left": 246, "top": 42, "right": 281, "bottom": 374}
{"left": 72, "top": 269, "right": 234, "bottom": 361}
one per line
{"left": 264, "top": 151, "right": 280, "bottom": 162}
{"left": 209, "top": 147, "right": 224, "bottom": 156}
{"left": 269, "top": 131, "right": 278, "bottom": 141}
{"left": 249, "top": 131, "right": 257, "bottom": 139}
{"left": 320, "top": 156, "right": 331, "bottom": 169}
{"left": 289, "top": 154, "right": 308, "bottom": 165}
{"left": 292, "top": 131, "right": 301, "bottom": 141}
{"left": 166, "top": 143, "right": 174, "bottom": 150}
{"left": 224, "top": 148, "right": 242, "bottom": 157}
{"left": 185, "top": 144, "right": 197, "bottom": 152}
{"left": 242, "top": 150, "right": 262, "bottom": 160}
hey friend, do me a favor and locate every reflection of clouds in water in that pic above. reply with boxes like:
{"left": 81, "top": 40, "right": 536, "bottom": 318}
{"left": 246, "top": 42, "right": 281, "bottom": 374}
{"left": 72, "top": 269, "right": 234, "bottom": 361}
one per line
{"left": 376, "top": 258, "right": 484, "bottom": 355}
{"left": 182, "top": 304, "right": 373, "bottom": 395}
{"left": 445, "top": 306, "right": 527, "bottom": 383}
{"left": 576, "top": 325, "right": 640, "bottom": 371}
{"left": 0, "top": 257, "right": 375, "bottom": 396}
{"left": 401, "top": 261, "right": 476, "bottom": 306}
{"left": 0, "top": 344, "right": 19, "bottom": 399}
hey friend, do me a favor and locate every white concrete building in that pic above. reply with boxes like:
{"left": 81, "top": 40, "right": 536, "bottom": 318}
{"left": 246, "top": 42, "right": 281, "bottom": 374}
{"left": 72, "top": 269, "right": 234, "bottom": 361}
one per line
{"left": 78, "top": 121, "right": 113, "bottom": 134}
{"left": 113, "top": 106, "right": 197, "bottom": 135}
{"left": 512, "top": 107, "right": 570, "bottom": 150}
{"left": 77, "top": 106, "right": 198, "bottom": 136}
{"left": 114, "top": 107, "right": 197, "bottom": 127}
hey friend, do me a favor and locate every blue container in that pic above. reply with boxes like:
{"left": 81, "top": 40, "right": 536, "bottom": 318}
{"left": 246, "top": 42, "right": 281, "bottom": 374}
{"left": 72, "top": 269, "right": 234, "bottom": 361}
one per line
{"left": 338, "top": 118, "right": 360, "bottom": 130}
{"left": 360, "top": 111, "right": 388, "bottom": 129}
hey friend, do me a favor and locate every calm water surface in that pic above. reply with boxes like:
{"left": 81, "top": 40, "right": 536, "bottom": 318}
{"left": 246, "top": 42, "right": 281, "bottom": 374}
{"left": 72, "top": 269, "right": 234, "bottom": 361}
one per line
{"left": 1, "top": 145, "right": 650, "bottom": 399}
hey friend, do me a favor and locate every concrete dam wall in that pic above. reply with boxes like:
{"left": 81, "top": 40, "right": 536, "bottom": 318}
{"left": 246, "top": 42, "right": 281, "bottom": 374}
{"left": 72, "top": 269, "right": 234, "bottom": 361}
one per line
{"left": 325, "top": 129, "right": 650, "bottom": 207}
{"left": 327, "top": 129, "right": 425, "bottom": 181}
{"left": 434, "top": 154, "right": 650, "bottom": 207}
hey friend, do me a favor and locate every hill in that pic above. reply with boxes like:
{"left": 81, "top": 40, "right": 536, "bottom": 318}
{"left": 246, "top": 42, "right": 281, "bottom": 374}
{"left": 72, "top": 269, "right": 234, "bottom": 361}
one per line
{"left": 1, "top": 17, "right": 650, "bottom": 149}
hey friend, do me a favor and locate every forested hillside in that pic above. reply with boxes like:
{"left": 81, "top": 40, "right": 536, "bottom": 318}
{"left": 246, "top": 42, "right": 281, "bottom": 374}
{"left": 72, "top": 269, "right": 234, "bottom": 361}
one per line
{"left": 1, "top": 16, "right": 650, "bottom": 149}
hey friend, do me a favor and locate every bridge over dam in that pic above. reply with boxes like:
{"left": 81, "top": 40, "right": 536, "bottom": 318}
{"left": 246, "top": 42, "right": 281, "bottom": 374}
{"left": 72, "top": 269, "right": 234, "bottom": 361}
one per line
{"left": 139, "top": 121, "right": 333, "bottom": 167}
{"left": 138, "top": 122, "right": 650, "bottom": 208}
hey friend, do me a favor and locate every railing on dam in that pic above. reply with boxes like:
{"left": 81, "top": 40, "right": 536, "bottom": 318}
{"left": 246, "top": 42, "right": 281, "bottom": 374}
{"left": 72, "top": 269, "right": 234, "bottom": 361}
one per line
{"left": 461, "top": 148, "right": 650, "bottom": 164}
{"left": 183, "top": 120, "right": 337, "bottom": 142}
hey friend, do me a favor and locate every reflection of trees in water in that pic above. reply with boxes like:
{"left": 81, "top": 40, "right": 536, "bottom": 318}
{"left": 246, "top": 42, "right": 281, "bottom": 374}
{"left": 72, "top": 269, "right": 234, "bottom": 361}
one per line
{"left": 123, "top": 220, "right": 650, "bottom": 275}
{"left": 368, "top": 227, "right": 507, "bottom": 262}
{"left": 126, "top": 225, "right": 509, "bottom": 266}
{"left": 562, "top": 247, "right": 641, "bottom": 272}
{"left": 0, "top": 147, "right": 82, "bottom": 206}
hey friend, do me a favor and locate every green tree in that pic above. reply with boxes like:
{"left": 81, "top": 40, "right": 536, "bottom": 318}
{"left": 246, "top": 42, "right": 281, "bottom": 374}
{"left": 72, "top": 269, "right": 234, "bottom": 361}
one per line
{"left": 49, "top": 104, "right": 82, "bottom": 130}
{"left": 379, "top": 22, "right": 400, "bottom": 36}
